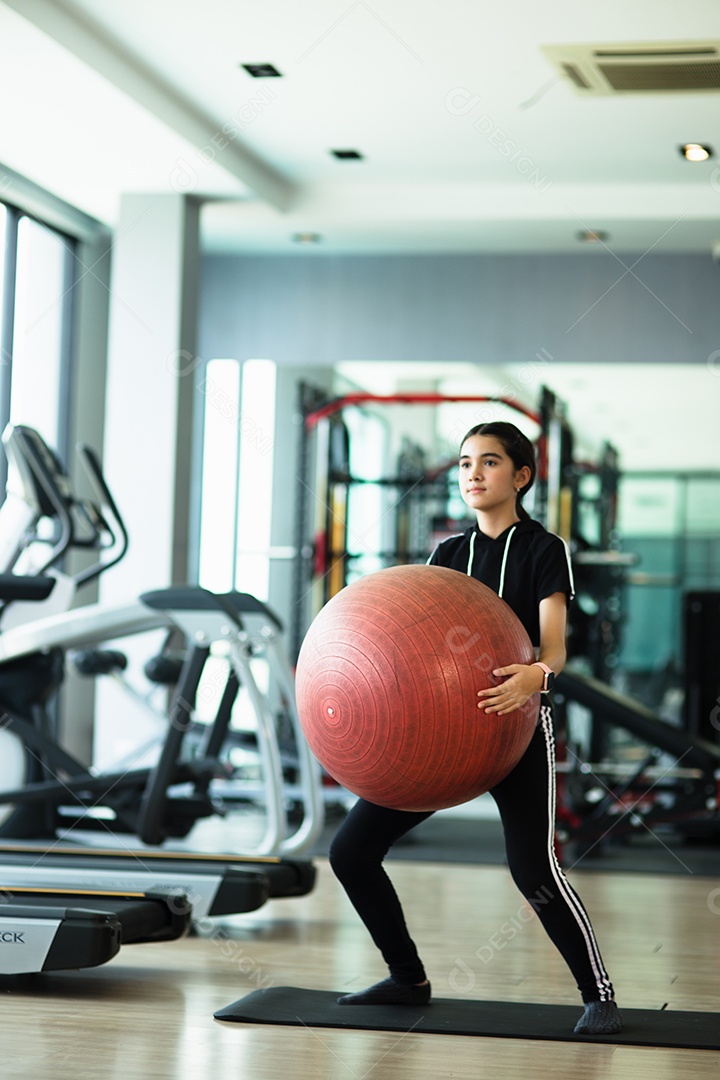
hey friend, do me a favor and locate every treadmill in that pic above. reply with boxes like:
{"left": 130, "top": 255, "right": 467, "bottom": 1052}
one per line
{"left": 0, "top": 884, "right": 192, "bottom": 975}
{"left": 0, "top": 846, "right": 293, "bottom": 916}
{"left": 0, "top": 579, "right": 316, "bottom": 910}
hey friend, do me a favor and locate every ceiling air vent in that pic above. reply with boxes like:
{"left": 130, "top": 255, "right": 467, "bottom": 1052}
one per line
{"left": 542, "top": 41, "right": 720, "bottom": 94}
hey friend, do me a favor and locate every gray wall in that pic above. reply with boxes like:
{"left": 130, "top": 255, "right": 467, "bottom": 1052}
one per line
{"left": 200, "top": 252, "right": 719, "bottom": 366}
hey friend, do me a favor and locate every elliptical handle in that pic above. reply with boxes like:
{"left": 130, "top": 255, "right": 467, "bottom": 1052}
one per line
{"left": 74, "top": 443, "right": 129, "bottom": 586}
{"left": 11, "top": 426, "right": 74, "bottom": 573}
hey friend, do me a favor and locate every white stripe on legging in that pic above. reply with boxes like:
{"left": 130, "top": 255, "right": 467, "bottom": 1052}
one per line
{"left": 539, "top": 705, "right": 613, "bottom": 1001}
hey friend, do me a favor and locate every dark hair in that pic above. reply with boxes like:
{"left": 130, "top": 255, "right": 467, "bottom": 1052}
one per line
{"left": 459, "top": 421, "right": 537, "bottom": 520}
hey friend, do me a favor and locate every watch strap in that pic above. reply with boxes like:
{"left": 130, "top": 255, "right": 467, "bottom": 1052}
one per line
{"left": 532, "top": 661, "right": 553, "bottom": 693}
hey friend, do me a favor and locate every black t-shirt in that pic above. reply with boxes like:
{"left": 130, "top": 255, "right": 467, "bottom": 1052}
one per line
{"left": 427, "top": 518, "right": 574, "bottom": 646}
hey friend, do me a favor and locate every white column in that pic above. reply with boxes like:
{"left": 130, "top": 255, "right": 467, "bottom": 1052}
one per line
{"left": 102, "top": 193, "right": 199, "bottom": 598}
{"left": 95, "top": 194, "right": 199, "bottom": 770}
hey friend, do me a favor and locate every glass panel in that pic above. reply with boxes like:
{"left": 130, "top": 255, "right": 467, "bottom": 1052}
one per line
{"left": 617, "top": 474, "right": 720, "bottom": 673}
{"left": 617, "top": 476, "right": 679, "bottom": 537}
{"left": 576, "top": 471, "right": 602, "bottom": 547}
{"left": 344, "top": 407, "right": 388, "bottom": 582}
{"left": 10, "top": 216, "right": 68, "bottom": 448}
{"left": 621, "top": 586, "right": 679, "bottom": 671}
{"left": 686, "top": 478, "right": 720, "bottom": 534}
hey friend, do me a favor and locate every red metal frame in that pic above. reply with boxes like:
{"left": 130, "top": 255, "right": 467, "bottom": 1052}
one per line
{"left": 304, "top": 393, "right": 541, "bottom": 429}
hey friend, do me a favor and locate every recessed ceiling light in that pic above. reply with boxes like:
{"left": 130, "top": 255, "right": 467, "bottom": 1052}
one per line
{"left": 292, "top": 232, "right": 322, "bottom": 245}
{"left": 577, "top": 230, "right": 609, "bottom": 243}
{"left": 679, "top": 143, "right": 713, "bottom": 161}
{"left": 241, "top": 63, "right": 282, "bottom": 78}
{"left": 330, "top": 149, "right": 364, "bottom": 160}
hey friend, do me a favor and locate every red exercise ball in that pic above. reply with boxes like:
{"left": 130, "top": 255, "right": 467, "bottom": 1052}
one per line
{"left": 296, "top": 564, "right": 539, "bottom": 812}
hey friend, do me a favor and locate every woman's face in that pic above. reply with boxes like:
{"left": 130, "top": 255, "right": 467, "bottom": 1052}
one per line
{"left": 458, "top": 435, "right": 528, "bottom": 513}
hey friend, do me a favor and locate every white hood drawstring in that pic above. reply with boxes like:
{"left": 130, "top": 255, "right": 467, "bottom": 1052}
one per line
{"left": 497, "top": 525, "right": 517, "bottom": 598}
{"left": 466, "top": 531, "right": 476, "bottom": 576}
{"left": 466, "top": 524, "right": 517, "bottom": 599}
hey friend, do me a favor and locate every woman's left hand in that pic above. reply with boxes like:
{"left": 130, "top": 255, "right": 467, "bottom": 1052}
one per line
{"left": 476, "top": 664, "right": 543, "bottom": 715}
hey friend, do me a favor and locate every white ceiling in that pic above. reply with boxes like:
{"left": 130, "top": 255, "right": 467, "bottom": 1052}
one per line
{"left": 1, "top": 0, "right": 719, "bottom": 255}
{"left": 1, "top": 1, "right": 718, "bottom": 474}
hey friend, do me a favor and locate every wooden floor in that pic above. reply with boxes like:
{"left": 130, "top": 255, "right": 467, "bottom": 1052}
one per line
{"left": 2, "top": 859, "right": 719, "bottom": 1078}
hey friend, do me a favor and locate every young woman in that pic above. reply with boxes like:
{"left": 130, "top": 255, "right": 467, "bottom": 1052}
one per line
{"left": 329, "top": 421, "right": 621, "bottom": 1035}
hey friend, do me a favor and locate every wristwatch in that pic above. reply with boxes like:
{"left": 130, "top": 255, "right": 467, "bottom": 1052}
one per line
{"left": 532, "top": 662, "right": 555, "bottom": 693}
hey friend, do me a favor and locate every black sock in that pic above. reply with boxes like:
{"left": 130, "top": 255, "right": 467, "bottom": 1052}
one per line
{"left": 337, "top": 977, "right": 431, "bottom": 1006}
{"left": 574, "top": 1000, "right": 622, "bottom": 1035}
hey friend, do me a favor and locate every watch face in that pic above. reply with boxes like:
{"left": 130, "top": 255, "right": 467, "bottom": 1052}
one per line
{"left": 545, "top": 670, "right": 555, "bottom": 692}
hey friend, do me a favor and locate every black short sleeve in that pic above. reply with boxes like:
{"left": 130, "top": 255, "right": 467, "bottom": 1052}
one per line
{"left": 537, "top": 534, "right": 575, "bottom": 605}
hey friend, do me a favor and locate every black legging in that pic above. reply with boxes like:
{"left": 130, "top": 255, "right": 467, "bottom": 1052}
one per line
{"left": 329, "top": 707, "right": 614, "bottom": 1003}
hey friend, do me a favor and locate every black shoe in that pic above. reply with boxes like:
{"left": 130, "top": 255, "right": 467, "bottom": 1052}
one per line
{"left": 574, "top": 1000, "right": 622, "bottom": 1035}
{"left": 337, "top": 977, "right": 431, "bottom": 1006}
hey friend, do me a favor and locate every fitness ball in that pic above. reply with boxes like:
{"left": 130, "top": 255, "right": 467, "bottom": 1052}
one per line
{"left": 296, "top": 564, "right": 539, "bottom": 811}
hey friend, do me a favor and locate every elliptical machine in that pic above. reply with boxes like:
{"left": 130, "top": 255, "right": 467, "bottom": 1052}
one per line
{"left": 0, "top": 424, "right": 324, "bottom": 855}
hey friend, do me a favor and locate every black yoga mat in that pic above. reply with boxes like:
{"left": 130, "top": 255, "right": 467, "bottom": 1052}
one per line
{"left": 214, "top": 987, "right": 720, "bottom": 1050}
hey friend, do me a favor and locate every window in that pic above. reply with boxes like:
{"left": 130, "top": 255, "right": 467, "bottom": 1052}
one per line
{"left": 197, "top": 358, "right": 241, "bottom": 593}
{"left": 197, "top": 358, "right": 277, "bottom": 600}
{"left": 0, "top": 202, "right": 75, "bottom": 487}
{"left": 10, "top": 216, "right": 72, "bottom": 450}
{"left": 235, "top": 359, "right": 276, "bottom": 600}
